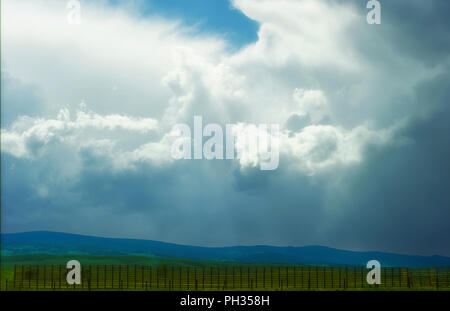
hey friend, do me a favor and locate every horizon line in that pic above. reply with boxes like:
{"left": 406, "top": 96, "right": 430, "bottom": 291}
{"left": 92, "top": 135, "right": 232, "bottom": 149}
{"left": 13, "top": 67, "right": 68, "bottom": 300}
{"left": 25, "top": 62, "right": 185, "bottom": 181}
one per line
{"left": 2, "top": 230, "right": 448, "bottom": 259}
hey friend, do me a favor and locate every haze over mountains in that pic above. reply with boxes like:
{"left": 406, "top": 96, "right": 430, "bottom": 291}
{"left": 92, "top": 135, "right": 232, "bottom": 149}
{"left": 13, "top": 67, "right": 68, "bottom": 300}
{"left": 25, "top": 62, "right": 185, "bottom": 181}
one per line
{"left": 2, "top": 231, "right": 450, "bottom": 268}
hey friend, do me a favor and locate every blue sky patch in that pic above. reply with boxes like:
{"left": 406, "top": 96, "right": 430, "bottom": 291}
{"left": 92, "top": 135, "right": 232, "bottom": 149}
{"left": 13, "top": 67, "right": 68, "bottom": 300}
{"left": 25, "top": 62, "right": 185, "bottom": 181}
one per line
{"left": 105, "top": 0, "right": 259, "bottom": 49}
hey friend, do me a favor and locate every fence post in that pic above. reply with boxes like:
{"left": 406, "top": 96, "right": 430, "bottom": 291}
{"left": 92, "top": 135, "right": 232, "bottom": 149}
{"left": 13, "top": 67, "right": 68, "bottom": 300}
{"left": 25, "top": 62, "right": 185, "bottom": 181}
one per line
{"left": 21, "top": 265, "right": 24, "bottom": 290}
{"left": 134, "top": 265, "right": 137, "bottom": 289}
{"left": 263, "top": 267, "right": 265, "bottom": 289}
{"left": 214, "top": 267, "right": 217, "bottom": 290}
{"left": 270, "top": 267, "right": 273, "bottom": 289}
{"left": 13, "top": 265, "right": 17, "bottom": 289}
{"left": 447, "top": 268, "right": 450, "bottom": 287}
{"left": 203, "top": 267, "right": 206, "bottom": 290}
{"left": 44, "top": 265, "right": 47, "bottom": 289}
{"left": 428, "top": 268, "right": 432, "bottom": 288}
{"left": 436, "top": 268, "right": 439, "bottom": 290}
{"left": 346, "top": 267, "right": 349, "bottom": 289}
{"left": 156, "top": 266, "right": 159, "bottom": 289}
{"left": 96, "top": 265, "right": 98, "bottom": 289}
{"left": 278, "top": 267, "right": 281, "bottom": 289}
{"left": 59, "top": 265, "right": 62, "bottom": 289}
{"left": 345, "top": 267, "right": 348, "bottom": 289}
{"left": 316, "top": 267, "right": 318, "bottom": 289}
{"left": 308, "top": 267, "right": 311, "bottom": 290}
{"left": 210, "top": 267, "right": 213, "bottom": 290}
{"left": 293, "top": 266, "right": 295, "bottom": 289}
{"left": 361, "top": 267, "right": 364, "bottom": 288}
{"left": 331, "top": 267, "right": 334, "bottom": 289}
{"left": 111, "top": 265, "right": 114, "bottom": 289}
{"left": 390, "top": 267, "right": 393, "bottom": 288}
{"left": 238, "top": 267, "right": 241, "bottom": 289}
{"left": 166, "top": 266, "right": 169, "bottom": 290}
{"left": 301, "top": 266, "right": 303, "bottom": 289}
{"left": 218, "top": 268, "right": 222, "bottom": 290}
{"left": 151, "top": 266, "right": 154, "bottom": 289}
{"left": 51, "top": 265, "right": 55, "bottom": 290}
{"left": 124, "top": 265, "right": 127, "bottom": 289}
{"left": 36, "top": 266, "right": 40, "bottom": 289}
{"left": 406, "top": 268, "right": 410, "bottom": 289}
{"left": 285, "top": 267, "right": 288, "bottom": 289}
{"left": 224, "top": 267, "right": 227, "bottom": 290}
{"left": 141, "top": 266, "right": 144, "bottom": 290}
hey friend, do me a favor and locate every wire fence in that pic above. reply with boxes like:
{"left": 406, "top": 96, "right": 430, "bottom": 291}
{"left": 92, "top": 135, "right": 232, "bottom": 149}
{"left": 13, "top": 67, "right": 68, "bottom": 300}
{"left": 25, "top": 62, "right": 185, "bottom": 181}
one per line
{"left": 6, "top": 265, "right": 450, "bottom": 291}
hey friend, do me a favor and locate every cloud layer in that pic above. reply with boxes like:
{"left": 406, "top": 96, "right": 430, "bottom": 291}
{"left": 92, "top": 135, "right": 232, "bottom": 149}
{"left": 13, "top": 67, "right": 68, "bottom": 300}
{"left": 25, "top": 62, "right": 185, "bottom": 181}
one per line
{"left": 2, "top": 0, "right": 449, "bottom": 256}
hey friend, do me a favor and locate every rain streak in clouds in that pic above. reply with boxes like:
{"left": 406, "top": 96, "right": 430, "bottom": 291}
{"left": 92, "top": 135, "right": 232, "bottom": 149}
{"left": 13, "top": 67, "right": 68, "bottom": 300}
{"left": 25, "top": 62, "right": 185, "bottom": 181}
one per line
{"left": 1, "top": 0, "right": 450, "bottom": 256}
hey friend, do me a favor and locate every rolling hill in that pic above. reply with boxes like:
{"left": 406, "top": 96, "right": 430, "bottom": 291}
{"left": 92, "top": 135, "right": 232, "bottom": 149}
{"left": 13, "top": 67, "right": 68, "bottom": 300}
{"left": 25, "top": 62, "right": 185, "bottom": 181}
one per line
{"left": 2, "top": 231, "right": 450, "bottom": 267}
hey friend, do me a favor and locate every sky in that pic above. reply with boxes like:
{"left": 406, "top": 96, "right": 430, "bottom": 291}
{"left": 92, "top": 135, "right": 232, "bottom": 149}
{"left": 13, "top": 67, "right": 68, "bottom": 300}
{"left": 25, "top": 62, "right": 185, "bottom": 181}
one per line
{"left": 1, "top": 0, "right": 450, "bottom": 256}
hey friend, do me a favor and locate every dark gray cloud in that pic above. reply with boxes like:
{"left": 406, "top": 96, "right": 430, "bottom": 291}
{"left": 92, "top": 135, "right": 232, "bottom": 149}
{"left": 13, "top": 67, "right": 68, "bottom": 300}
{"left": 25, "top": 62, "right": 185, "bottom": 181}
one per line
{"left": 2, "top": 0, "right": 450, "bottom": 257}
{"left": 1, "top": 72, "right": 46, "bottom": 126}
{"left": 323, "top": 70, "right": 450, "bottom": 255}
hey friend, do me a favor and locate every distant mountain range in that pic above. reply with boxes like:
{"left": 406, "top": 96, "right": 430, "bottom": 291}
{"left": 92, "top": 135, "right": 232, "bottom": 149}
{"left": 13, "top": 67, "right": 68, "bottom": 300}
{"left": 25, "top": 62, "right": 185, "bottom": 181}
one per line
{"left": 2, "top": 231, "right": 450, "bottom": 268}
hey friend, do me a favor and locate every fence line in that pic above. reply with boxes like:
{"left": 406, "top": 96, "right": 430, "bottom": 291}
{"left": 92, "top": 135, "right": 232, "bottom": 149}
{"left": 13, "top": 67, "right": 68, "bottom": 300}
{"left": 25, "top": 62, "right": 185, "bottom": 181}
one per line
{"left": 9, "top": 265, "right": 450, "bottom": 291}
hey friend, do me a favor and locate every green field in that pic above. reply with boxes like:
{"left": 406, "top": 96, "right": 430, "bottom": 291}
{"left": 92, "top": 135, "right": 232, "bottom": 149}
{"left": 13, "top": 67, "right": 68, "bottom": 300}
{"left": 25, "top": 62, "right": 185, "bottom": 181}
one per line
{"left": 1, "top": 254, "right": 449, "bottom": 291}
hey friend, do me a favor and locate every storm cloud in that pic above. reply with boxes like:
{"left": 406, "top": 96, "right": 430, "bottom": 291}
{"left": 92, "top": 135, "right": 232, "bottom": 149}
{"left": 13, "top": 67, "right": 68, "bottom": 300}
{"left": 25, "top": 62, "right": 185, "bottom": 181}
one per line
{"left": 1, "top": 0, "right": 449, "bottom": 256}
